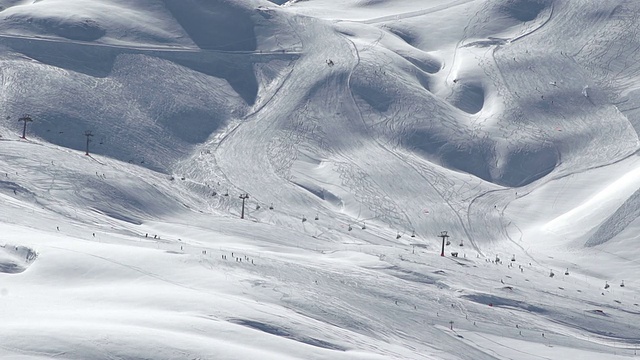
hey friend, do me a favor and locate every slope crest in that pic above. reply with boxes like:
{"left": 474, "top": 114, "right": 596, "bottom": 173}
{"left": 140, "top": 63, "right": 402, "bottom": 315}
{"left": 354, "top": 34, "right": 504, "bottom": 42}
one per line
{"left": 0, "top": 0, "right": 195, "bottom": 46}
{"left": 1, "top": 6, "right": 106, "bottom": 42}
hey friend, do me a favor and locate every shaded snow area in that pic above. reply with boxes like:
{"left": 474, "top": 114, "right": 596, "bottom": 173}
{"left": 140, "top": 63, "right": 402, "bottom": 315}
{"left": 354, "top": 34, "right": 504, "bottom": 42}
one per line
{"left": 0, "top": 0, "right": 639, "bottom": 359}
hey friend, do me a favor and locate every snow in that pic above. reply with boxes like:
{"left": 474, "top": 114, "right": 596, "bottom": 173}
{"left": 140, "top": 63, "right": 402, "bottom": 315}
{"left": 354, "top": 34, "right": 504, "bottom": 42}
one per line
{"left": 0, "top": 0, "right": 640, "bottom": 359}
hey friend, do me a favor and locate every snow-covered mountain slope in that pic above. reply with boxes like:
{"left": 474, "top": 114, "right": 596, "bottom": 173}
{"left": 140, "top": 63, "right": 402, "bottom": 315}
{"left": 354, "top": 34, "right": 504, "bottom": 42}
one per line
{"left": 1, "top": 0, "right": 640, "bottom": 359}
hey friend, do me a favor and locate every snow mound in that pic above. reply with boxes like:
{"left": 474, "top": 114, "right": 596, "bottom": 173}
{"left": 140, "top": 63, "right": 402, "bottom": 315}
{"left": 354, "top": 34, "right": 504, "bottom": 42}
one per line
{"left": 0, "top": 244, "right": 37, "bottom": 274}
{"left": 398, "top": 51, "right": 440, "bottom": 74}
{"left": 448, "top": 80, "right": 485, "bottom": 114}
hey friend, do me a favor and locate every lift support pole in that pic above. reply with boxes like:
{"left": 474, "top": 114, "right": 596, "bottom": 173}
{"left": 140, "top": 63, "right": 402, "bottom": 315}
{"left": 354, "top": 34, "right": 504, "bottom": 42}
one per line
{"left": 239, "top": 193, "right": 249, "bottom": 219}
{"left": 439, "top": 231, "right": 449, "bottom": 257}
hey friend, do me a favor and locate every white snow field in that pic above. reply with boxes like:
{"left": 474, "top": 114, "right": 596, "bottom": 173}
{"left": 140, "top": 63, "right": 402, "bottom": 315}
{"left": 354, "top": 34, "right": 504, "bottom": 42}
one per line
{"left": 1, "top": 0, "right": 640, "bottom": 358}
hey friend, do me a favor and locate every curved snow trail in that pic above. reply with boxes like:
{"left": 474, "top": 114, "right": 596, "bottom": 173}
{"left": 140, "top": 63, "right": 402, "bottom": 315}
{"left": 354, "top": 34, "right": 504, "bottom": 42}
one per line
{"left": 209, "top": 15, "right": 427, "bottom": 236}
{"left": 508, "top": 2, "right": 555, "bottom": 44}
{"left": 210, "top": 15, "right": 362, "bottom": 220}
{"left": 343, "top": 31, "right": 481, "bottom": 252}
{"left": 337, "top": 33, "right": 415, "bottom": 232}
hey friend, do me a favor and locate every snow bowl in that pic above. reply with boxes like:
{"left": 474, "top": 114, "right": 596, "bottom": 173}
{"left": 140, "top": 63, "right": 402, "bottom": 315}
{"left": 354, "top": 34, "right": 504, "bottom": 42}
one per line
{"left": 497, "top": 0, "right": 551, "bottom": 22}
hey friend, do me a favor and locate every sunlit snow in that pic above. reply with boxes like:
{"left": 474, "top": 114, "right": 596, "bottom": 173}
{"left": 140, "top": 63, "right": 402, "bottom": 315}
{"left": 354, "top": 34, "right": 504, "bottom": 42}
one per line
{"left": 1, "top": 0, "right": 639, "bottom": 359}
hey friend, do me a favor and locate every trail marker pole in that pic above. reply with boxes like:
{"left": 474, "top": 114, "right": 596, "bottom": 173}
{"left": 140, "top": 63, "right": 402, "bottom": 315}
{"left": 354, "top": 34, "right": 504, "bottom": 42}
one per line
{"left": 439, "top": 231, "right": 449, "bottom": 257}
{"left": 239, "top": 193, "right": 249, "bottom": 219}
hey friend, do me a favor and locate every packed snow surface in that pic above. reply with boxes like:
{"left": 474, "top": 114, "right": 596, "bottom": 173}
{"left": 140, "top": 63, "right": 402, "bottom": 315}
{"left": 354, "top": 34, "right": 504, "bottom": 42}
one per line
{"left": 1, "top": 0, "right": 639, "bottom": 359}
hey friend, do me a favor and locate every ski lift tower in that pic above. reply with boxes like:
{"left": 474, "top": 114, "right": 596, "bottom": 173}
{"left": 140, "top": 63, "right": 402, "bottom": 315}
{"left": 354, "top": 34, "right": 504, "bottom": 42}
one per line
{"left": 18, "top": 114, "right": 32, "bottom": 139}
{"left": 239, "top": 193, "right": 249, "bottom": 219}
{"left": 84, "top": 130, "right": 94, "bottom": 155}
{"left": 438, "top": 231, "right": 449, "bottom": 257}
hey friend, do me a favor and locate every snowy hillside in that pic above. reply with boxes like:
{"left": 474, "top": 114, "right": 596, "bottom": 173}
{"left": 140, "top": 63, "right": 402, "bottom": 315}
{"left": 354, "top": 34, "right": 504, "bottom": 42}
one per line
{"left": 1, "top": 0, "right": 639, "bottom": 359}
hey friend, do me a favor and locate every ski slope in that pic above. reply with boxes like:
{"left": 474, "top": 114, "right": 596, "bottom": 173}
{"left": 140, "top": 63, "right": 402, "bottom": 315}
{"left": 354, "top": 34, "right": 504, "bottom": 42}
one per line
{"left": 1, "top": 0, "right": 639, "bottom": 359}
